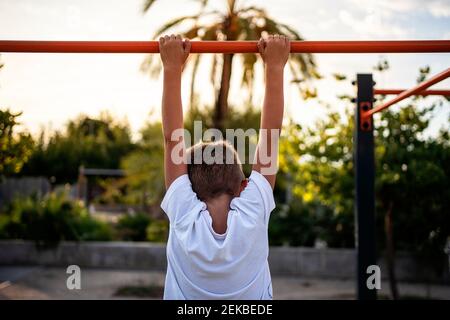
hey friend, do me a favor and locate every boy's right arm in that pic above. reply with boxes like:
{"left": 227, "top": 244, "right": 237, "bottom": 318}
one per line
{"left": 252, "top": 35, "right": 290, "bottom": 189}
{"left": 160, "top": 35, "right": 191, "bottom": 189}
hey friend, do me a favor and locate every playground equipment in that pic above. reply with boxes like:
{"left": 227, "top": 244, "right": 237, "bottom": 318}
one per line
{"left": 1, "top": 40, "right": 450, "bottom": 53}
{"left": 1, "top": 39, "right": 449, "bottom": 300}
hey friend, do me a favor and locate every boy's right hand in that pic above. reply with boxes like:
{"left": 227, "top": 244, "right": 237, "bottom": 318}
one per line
{"left": 159, "top": 34, "right": 191, "bottom": 71}
{"left": 257, "top": 35, "right": 290, "bottom": 69}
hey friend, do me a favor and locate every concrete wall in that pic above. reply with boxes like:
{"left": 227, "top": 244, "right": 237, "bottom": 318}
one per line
{"left": 0, "top": 177, "right": 50, "bottom": 207}
{"left": 0, "top": 240, "right": 444, "bottom": 282}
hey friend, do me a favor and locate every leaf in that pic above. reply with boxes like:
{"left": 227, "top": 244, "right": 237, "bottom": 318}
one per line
{"left": 142, "top": 0, "right": 157, "bottom": 13}
{"left": 373, "top": 58, "right": 389, "bottom": 72}
{"left": 203, "top": 23, "right": 221, "bottom": 40}
{"left": 237, "top": 16, "right": 258, "bottom": 40}
{"left": 194, "top": 0, "right": 209, "bottom": 8}
{"left": 184, "top": 26, "right": 200, "bottom": 39}
{"left": 417, "top": 65, "right": 431, "bottom": 83}
{"left": 190, "top": 54, "right": 201, "bottom": 106}
{"left": 227, "top": 0, "right": 237, "bottom": 12}
{"left": 333, "top": 73, "right": 347, "bottom": 81}
{"left": 210, "top": 54, "right": 218, "bottom": 88}
{"left": 241, "top": 53, "right": 257, "bottom": 89}
{"left": 240, "top": 6, "right": 266, "bottom": 16}
{"left": 152, "top": 15, "right": 201, "bottom": 38}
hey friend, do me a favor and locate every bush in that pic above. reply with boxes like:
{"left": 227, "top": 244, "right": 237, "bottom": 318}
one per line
{"left": 116, "top": 212, "right": 151, "bottom": 241}
{"left": 0, "top": 191, "right": 112, "bottom": 247}
{"left": 116, "top": 212, "right": 169, "bottom": 242}
{"left": 146, "top": 219, "right": 168, "bottom": 243}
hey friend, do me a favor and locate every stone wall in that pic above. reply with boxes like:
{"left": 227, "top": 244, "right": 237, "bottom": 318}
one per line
{"left": 0, "top": 240, "right": 446, "bottom": 282}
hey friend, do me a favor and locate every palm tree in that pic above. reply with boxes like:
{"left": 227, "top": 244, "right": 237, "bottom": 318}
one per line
{"left": 142, "top": 0, "right": 319, "bottom": 130}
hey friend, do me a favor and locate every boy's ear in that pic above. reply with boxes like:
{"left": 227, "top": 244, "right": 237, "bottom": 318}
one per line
{"left": 239, "top": 179, "right": 248, "bottom": 195}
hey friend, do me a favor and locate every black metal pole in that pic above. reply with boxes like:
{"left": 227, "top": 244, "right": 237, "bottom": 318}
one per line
{"left": 354, "top": 74, "right": 377, "bottom": 300}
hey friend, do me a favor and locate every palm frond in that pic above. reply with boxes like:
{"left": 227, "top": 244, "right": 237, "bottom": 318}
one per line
{"left": 153, "top": 15, "right": 200, "bottom": 38}
{"left": 276, "top": 22, "right": 321, "bottom": 79}
{"left": 227, "top": 0, "right": 237, "bottom": 14}
{"left": 140, "top": 54, "right": 161, "bottom": 78}
{"left": 289, "top": 60, "right": 317, "bottom": 100}
{"left": 241, "top": 53, "right": 257, "bottom": 104}
{"left": 238, "top": 16, "right": 259, "bottom": 40}
{"left": 240, "top": 6, "right": 266, "bottom": 16}
{"left": 259, "top": 17, "right": 317, "bottom": 78}
{"left": 194, "top": 0, "right": 209, "bottom": 9}
{"left": 190, "top": 55, "right": 201, "bottom": 106}
{"left": 210, "top": 54, "right": 218, "bottom": 88}
{"left": 241, "top": 53, "right": 257, "bottom": 87}
{"left": 184, "top": 26, "right": 200, "bottom": 39}
{"left": 289, "top": 61, "right": 305, "bottom": 95}
{"left": 277, "top": 23, "right": 305, "bottom": 40}
{"left": 333, "top": 73, "right": 347, "bottom": 81}
{"left": 202, "top": 23, "right": 222, "bottom": 40}
{"left": 142, "top": 0, "right": 157, "bottom": 13}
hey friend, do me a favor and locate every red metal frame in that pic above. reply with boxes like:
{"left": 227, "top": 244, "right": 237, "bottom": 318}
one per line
{"left": 374, "top": 89, "right": 450, "bottom": 96}
{"left": 1, "top": 40, "right": 450, "bottom": 53}
{"left": 362, "top": 68, "right": 450, "bottom": 120}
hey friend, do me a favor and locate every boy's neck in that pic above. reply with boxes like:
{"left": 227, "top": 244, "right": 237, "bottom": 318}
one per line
{"left": 206, "top": 194, "right": 233, "bottom": 235}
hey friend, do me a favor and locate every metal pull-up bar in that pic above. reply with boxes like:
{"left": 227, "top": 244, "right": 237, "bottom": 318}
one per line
{"left": 374, "top": 89, "right": 450, "bottom": 96}
{"left": 363, "top": 68, "right": 450, "bottom": 118}
{"left": 354, "top": 61, "right": 449, "bottom": 301}
{"left": 1, "top": 40, "right": 450, "bottom": 53}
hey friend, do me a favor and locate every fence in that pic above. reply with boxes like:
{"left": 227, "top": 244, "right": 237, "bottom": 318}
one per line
{"left": 0, "top": 177, "right": 51, "bottom": 207}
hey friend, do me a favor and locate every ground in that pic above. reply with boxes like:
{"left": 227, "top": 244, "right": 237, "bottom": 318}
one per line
{"left": 0, "top": 266, "right": 449, "bottom": 300}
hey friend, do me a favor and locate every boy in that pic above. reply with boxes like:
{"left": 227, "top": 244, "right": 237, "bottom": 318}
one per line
{"left": 159, "top": 34, "right": 290, "bottom": 299}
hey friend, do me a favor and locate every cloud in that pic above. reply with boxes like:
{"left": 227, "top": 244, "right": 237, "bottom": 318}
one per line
{"left": 338, "top": 9, "right": 409, "bottom": 38}
{"left": 348, "top": 0, "right": 450, "bottom": 18}
{"left": 375, "top": 0, "right": 420, "bottom": 12}
{"left": 429, "top": 0, "right": 450, "bottom": 17}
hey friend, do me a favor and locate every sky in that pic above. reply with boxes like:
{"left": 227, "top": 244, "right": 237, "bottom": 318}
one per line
{"left": 0, "top": 0, "right": 449, "bottom": 139}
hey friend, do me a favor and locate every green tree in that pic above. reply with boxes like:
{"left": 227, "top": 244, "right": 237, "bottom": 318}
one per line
{"left": 273, "top": 110, "right": 356, "bottom": 247}
{"left": 0, "top": 190, "right": 112, "bottom": 247}
{"left": 272, "top": 67, "right": 450, "bottom": 295}
{"left": 21, "top": 112, "right": 134, "bottom": 184}
{"left": 121, "top": 121, "right": 165, "bottom": 209}
{"left": 0, "top": 110, "right": 34, "bottom": 179}
{"left": 142, "top": 0, "right": 318, "bottom": 130}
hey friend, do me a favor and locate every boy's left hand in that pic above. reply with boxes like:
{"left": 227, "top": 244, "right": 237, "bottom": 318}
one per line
{"left": 159, "top": 34, "right": 191, "bottom": 71}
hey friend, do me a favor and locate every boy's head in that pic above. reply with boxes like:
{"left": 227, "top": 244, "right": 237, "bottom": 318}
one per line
{"left": 187, "top": 140, "right": 247, "bottom": 202}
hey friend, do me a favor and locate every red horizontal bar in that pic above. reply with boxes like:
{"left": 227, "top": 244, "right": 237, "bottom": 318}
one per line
{"left": 364, "top": 68, "right": 450, "bottom": 117}
{"left": 374, "top": 89, "right": 450, "bottom": 96}
{"left": 0, "top": 40, "right": 449, "bottom": 53}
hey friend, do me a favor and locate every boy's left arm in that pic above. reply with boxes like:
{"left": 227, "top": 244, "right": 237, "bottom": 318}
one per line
{"left": 160, "top": 35, "right": 191, "bottom": 189}
{"left": 253, "top": 35, "right": 290, "bottom": 189}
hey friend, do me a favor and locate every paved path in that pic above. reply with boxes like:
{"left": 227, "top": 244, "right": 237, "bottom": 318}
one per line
{"left": 0, "top": 266, "right": 449, "bottom": 300}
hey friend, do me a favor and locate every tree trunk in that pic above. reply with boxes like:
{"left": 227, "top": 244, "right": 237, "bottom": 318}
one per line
{"left": 385, "top": 201, "right": 399, "bottom": 299}
{"left": 214, "top": 53, "right": 234, "bottom": 131}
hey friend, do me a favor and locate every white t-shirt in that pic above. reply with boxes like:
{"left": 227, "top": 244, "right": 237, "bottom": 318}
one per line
{"left": 160, "top": 170, "right": 276, "bottom": 300}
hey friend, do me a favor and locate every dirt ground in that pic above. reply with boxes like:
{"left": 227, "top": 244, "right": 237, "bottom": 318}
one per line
{"left": 0, "top": 266, "right": 449, "bottom": 300}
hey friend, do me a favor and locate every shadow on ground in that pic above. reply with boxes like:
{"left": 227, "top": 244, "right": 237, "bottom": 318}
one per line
{"left": 0, "top": 266, "right": 449, "bottom": 300}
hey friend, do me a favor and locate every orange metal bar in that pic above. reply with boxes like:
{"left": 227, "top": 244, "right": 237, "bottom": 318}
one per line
{"left": 374, "top": 89, "right": 450, "bottom": 96}
{"left": 364, "top": 68, "right": 450, "bottom": 118}
{"left": 0, "top": 40, "right": 450, "bottom": 53}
